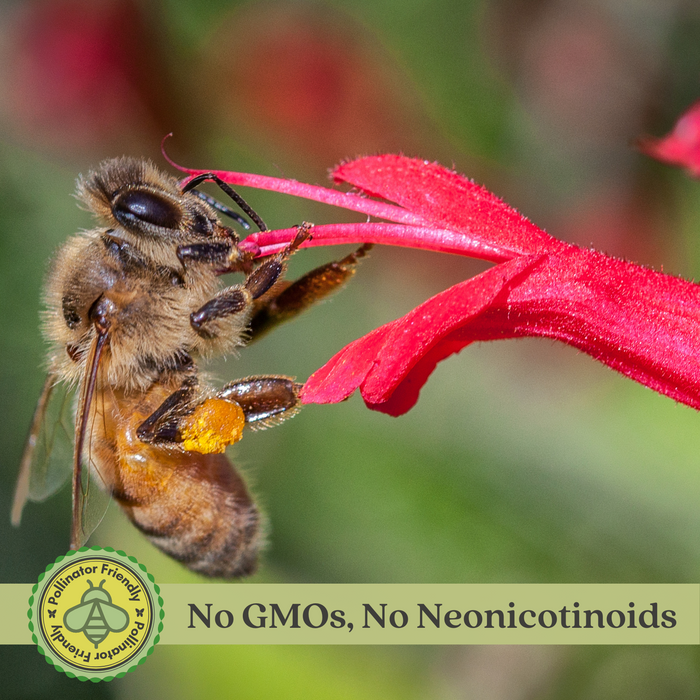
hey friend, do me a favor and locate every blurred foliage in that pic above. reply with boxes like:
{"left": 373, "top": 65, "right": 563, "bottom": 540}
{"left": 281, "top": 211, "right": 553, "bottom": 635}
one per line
{"left": 2, "top": 0, "right": 700, "bottom": 698}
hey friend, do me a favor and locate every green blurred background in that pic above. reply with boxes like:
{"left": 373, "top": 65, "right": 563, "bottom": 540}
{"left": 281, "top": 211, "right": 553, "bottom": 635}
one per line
{"left": 2, "top": 0, "right": 700, "bottom": 697}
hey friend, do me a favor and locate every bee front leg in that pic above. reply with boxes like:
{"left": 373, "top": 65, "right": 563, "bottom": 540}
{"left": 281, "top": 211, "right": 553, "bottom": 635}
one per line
{"left": 177, "top": 237, "right": 254, "bottom": 274}
{"left": 189, "top": 224, "right": 312, "bottom": 338}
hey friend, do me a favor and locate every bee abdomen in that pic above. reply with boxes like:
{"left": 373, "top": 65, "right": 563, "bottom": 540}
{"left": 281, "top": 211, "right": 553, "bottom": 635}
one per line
{"left": 118, "top": 451, "right": 263, "bottom": 578}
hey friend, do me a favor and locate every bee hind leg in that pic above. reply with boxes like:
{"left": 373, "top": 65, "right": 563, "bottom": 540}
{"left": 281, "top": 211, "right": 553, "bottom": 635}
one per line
{"left": 218, "top": 376, "right": 302, "bottom": 430}
{"left": 136, "top": 375, "right": 300, "bottom": 453}
{"left": 136, "top": 380, "right": 247, "bottom": 454}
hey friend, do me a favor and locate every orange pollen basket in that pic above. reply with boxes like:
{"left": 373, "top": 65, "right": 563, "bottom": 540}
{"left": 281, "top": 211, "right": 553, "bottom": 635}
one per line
{"left": 179, "top": 399, "right": 246, "bottom": 454}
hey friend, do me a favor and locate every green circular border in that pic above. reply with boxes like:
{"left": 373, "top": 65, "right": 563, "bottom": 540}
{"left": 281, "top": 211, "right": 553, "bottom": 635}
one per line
{"left": 28, "top": 547, "right": 164, "bottom": 683}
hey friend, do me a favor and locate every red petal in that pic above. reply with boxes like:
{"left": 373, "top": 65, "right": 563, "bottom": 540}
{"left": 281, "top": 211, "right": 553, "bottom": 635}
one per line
{"left": 302, "top": 247, "right": 700, "bottom": 415}
{"left": 239, "top": 222, "right": 520, "bottom": 260}
{"left": 638, "top": 101, "right": 700, "bottom": 177}
{"left": 167, "top": 151, "right": 566, "bottom": 262}
{"left": 301, "top": 256, "right": 541, "bottom": 413}
{"left": 333, "top": 155, "right": 565, "bottom": 258}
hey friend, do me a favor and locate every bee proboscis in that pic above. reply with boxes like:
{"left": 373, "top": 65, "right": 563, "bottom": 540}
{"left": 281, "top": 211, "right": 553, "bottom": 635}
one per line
{"left": 12, "top": 157, "right": 370, "bottom": 577}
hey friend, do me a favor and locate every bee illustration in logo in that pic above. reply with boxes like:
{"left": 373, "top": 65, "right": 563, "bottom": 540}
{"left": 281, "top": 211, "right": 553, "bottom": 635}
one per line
{"left": 11, "top": 157, "right": 370, "bottom": 577}
{"left": 63, "top": 580, "right": 129, "bottom": 648}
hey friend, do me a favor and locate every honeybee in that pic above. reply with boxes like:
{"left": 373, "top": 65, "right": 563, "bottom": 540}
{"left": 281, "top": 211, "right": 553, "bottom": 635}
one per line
{"left": 12, "top": 157, "right": 370, "bottom": 578}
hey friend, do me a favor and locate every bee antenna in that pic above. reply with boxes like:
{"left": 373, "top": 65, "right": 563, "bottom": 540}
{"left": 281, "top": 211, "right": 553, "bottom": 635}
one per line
{"left": 188, "top": 189, "right": 251, "bottom": 230}
{"left": 98, "top": 579, "right": 106, "bottom": 588}
{"left": 182, "top": 173, "right": 268, "bottom": 232}
{"left": 87, "top": 579, "right": 94, "bottom": 588}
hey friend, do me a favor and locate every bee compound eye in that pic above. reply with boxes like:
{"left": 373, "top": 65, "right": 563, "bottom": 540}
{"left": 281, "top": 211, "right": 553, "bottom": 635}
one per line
{"left": 113, "top": 190, "right": 181, "bottom": 230}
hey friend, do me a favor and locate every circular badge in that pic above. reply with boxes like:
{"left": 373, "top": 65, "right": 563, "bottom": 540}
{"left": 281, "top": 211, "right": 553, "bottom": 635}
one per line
{"left": 28, "top": 547, "right": 164, "bottom": 682}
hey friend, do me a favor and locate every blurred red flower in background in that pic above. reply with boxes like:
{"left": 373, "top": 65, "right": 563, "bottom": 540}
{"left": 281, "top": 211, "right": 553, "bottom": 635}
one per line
{"left": 1, "top": 0, "right": 173, "bottom": 153}
{"left": 638, "top": 100, "right": 700, "bottom": 178}
{"left": 174, "top": 150, "right": 700, "bottom": 417}
{"left": 202, "top": 4, "right": 425, "bottom": 164}
{"left": 1, "top": 0, "right": 429, "bottom": 172}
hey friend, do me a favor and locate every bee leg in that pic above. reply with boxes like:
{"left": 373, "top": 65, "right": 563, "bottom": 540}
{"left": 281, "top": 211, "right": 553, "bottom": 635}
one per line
{"left": 249, "top": 243, "right": 373, "bottom": 341}
{"left": 177, "top": 239, "right": 255, "bottom": 274}
{"left": 189, "top": 287, "right": 249, "bottom": 337}
{"left": 177, "top": 240, "right": 234, "bottom": 265}
{"left": 137, "top": 379, "right": 248, "bottom": 454}
{"left": 139, "top": 376, "right": 301, "bottom": 452}
{"left": 243, "top": 223, "right": 313, "bottom": 299}
{"left": 136, "top": 381, "right": 197, "bottom": 444}
{"left": 218, "top": 376, "right": 302, "bottom": 429}
{"left": 189, "top": 224, "right": 312, "bottom": 337}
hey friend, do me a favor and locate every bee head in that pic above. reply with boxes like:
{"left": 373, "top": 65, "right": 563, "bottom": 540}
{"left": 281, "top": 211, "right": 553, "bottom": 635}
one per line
{"left": 77, "top": 157, "right": 220, "bottom": 245}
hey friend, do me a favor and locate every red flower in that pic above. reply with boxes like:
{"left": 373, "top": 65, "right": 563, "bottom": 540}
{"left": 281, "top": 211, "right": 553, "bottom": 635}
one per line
{"left": 638, "top": 100, "right": 700, "bottom": 178}
{"left": 169, "top": 153, "right": 700, "bottom": 417}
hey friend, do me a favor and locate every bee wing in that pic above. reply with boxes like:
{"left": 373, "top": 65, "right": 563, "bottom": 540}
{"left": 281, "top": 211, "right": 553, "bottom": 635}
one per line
{"left": 73, "top": 436, "right": 113, "bottom": 550}
{"left": 12, "top": 374, "right": 75, "bottom": 526}
{"left": 12, "top": 367, "right": 113, "bottom": 549}
{"left": 102, "top": 601, "right": 130, "bottom": 632}
{"left": 71, "top": 328, "right": 111, "bottom": 550}
{"left": 63, "top": 601, "right": 94, "bottom": 632}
